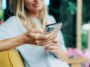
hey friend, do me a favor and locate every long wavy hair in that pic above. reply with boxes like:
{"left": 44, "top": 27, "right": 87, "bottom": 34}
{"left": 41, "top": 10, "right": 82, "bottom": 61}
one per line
{"left": 12, "top": 0, "right": 48, "bottom": 30}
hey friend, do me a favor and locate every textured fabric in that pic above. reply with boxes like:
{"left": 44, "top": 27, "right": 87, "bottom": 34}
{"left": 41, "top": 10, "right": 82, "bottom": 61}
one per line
{"left": 0, "top": 49, "right": 24, "bottom": 67}
{"left": 0, "top": 16, "right": 69, "bottom": 67}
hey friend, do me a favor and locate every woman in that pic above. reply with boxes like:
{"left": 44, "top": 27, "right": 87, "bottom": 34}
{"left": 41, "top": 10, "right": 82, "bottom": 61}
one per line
{"left": 0, "top": 0, "right": 69, "bottom": 67}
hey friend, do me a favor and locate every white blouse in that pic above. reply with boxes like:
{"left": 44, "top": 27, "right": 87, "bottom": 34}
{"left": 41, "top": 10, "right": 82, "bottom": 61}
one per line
{"left": 0, "top": 16, "right": 69, "bottom": 67}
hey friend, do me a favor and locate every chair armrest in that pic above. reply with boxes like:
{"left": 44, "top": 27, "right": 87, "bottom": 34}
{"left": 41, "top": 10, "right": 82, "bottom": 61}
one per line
{"left": 67, "top": 57, "right": 88, "bottom": 64}
{"left": 0, "top": 49, "right": 24, "bottom": 67}
{"left": 66, "top": 57, "right": 88, "bottom": 67}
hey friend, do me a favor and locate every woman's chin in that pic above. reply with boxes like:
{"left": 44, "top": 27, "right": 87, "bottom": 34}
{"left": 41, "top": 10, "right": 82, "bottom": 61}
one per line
{"left": 32, "top": 9, "right": 41, "bottom": 12}
{"left": 34, "top": 7, "right": 42, "bottom": 11}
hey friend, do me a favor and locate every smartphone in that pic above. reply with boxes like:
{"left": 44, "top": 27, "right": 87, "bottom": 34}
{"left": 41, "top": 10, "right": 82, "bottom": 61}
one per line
{"left": 45, "top": 22, "right": 62, "bottom": 33}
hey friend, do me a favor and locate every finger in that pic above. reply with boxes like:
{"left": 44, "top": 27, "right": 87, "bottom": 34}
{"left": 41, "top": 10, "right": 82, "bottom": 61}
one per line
{"left": 37, "top": 37, "right": 52, "bottom": 44}
{"left": 42, "top": 40, "right": 53, "bottom": 45}
{"left": 35, "top": 40, "right": 40, "bottom": 44}
{"left": 53, "top": 39, "right": 58, "bottom": 43}
{"left": 37, "top": 32, "right": 57, "bottom": 41}
{"left": 51, "top": 43, "right": 59, "bottom": 46}
{"left": 43, "top": 41, "right": 59, "bottom": 47}
{"left": 43, "top": 44, "right": 51, "bottom": 48}
{"left": 47, "top": 34, "right": 58, "bottom": 41}
{"left": 30, "top": 32, "right": 44, "bottom": 40}
{"left": 30, "top": 29, "right": 44, "bottom": 34}
{"left": 42, "top": 34, "right": 57, "bottom": 43}
{"left": 36, "top": 38, "right": 59, "bottom": 47}
{"left": 39, "top": 32, "right": 56, "bottom": 40}
{"left": 45, "top": 46, "right": 58, "bottom": 50}
{"left": 45, "top": 32, "right": 56, "bottom": 39}
{"left": 35, "top": 40, "right": 46, "bottom": 46}
{"left": 45, "top": 43, "right": 59, "bottom": 49}
{"left": 43, "top": 42, "right": 52, "bottom": 47}
{"left": 46, "top": 38, "right": 57, "bottom": 45}
{"left": 43, "top": 42, "right": 53, "bottom": 47}
{"left": 51, "top": 36, "right": 59, "bottom": 43}
{"left": 44, "top": 44, "right": 59, "bottom": 48}
{"left": 37, "top": 35, "right": 47, "bottom": 40}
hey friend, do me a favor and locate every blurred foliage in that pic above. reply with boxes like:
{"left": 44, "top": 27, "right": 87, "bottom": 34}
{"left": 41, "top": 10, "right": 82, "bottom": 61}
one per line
{"left": 3, "top": 0, "right": 90, "bottom": 48}
{"left": 81, "top": 30, "right": 88, "bottom": 49}
{"left": 0, "top": 8, "right": 4, "bottom": 20}
{"left": 83, "top": 0, "right": 90, "bottom": 23}
{"left": 49, "top": 0, "right": 90, "bottom": 48}
{"left": 49, "top": 0, "right": 76, "bottom": 48}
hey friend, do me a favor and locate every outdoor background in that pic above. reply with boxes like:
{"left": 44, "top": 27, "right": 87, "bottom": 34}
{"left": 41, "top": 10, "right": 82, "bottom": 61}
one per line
{"left": 0, "top": 0, "right": 90, "bottom": 49}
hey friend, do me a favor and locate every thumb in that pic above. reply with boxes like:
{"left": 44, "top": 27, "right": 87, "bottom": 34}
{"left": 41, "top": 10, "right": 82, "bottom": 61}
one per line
{"left": 30, "top": 29, "right": 44, "bottom": 34}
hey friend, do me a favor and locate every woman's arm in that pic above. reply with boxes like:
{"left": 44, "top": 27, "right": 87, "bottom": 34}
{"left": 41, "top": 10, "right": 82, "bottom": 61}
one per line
{"left": 0, "top": 34, "right": 28, "bottom": 51}
{"left": 56, "top": 31, "right": 69, "bottom": 60}
{"left": 45, "top": 41, "right": 69, "bottom": 61}
{"left": 0, "top": 16, "right": 43, "bottom": 51}
{"left": 53, "top": 47, "right": 69, "bottom": 61}
{"left": 44, "top": 31, "right": 69, "bottom": 61}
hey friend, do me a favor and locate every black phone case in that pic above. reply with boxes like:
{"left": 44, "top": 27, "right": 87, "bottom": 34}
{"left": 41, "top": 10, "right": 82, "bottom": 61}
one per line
{"left": 45, "top": 23, "right": 60, "bottom": 32}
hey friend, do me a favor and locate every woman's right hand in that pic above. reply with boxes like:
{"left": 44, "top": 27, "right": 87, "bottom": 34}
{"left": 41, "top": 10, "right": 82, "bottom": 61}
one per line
{"left": 23, "top": 29, "right": 57, "bottom": 46}
{"left": 23, "top": 29, "right": 44, "bottom": 45}
{"left": 31, "top": 31, "right": 57, "bottom": 46}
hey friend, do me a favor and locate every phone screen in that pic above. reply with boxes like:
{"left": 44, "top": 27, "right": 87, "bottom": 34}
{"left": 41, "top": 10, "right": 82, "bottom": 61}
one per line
{"left": 45, "top": 22, "right": 62, "bottom": 33}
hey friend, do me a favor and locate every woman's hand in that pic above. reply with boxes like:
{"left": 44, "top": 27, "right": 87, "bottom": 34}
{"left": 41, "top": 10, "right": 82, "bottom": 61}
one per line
{"left": 44, "top": 37, "right": 60, "bottom": 54}
{"left": 23, "top": 29, "right": 58, "bottom": 46}
{"left": 33, "top": 31, "right": 58, "bottom": 46}
{"left": 23, "top": 29, "right": 44, "bottom": 45}
{"left": 43, "top": 36, "right": 69, "bottom": 60}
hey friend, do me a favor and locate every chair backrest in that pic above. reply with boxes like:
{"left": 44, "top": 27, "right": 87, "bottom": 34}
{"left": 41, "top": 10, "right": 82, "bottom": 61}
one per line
{"left": 0, "top": 49, "right": 24, "bottom": 67}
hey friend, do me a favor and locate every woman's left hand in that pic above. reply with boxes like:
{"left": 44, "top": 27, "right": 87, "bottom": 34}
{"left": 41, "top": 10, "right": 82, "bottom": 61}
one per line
{"left": 43, "top": 33, "right": 69, "bottom": 60}
{"left": 44, "top": 37, "right": 60, "bottom": 54}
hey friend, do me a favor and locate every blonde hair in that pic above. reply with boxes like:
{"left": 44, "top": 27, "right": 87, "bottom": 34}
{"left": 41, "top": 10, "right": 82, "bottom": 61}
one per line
{"left": 15, "top": 0, "right": 48, "bottom": 30}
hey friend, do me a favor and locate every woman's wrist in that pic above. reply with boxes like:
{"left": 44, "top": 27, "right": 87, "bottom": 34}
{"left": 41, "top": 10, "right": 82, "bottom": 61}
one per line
{"left": 0, "top": 34, "right": 30, "bottom": 51}
{"left": 12, "top": 34, "right": 30, "bottom": 46}
{"left": 19, "top": 33, "right": 31, "bottom": 44}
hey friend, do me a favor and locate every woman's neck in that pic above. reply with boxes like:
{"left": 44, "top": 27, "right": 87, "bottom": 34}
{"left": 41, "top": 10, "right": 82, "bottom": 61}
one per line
{"left": 28, "top": 11, "right": 40, "bottom": 18}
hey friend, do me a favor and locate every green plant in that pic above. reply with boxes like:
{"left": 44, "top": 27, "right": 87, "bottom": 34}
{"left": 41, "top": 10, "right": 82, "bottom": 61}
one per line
{"left": 0, "top": 8, "right": 4, "bottom": 20}
{"left": 81, "top": 30, "right": 88, "bottom": 49}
